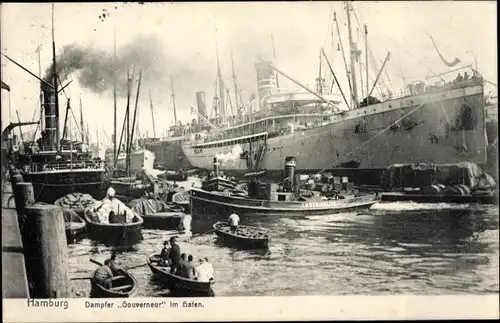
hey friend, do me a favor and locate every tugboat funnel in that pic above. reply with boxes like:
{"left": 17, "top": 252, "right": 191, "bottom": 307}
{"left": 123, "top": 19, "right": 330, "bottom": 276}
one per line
{"left": 284, "top": 156, "right": 296, "bottom": 191}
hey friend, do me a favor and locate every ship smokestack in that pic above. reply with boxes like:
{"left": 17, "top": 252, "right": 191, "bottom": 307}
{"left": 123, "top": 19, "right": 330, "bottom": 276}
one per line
{"left": 255, "top": 61, "right": 278, "bottom": 110}
{"left": 213, "top": 156, "right": 220, "bottom": 176}
{"left": 283, "top": 156, "right": 296, "bottom": 191}
{"left": 196, "top": 91, "right": 207, "bottom": 124}
{"left": 42, "top": 85, "right": 58, "bottom": 151}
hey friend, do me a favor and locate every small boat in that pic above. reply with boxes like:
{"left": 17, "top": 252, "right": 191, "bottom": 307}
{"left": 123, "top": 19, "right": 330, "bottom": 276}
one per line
{"left": 83, "top": 211, "right": 144, "bottom": 244}
{"left": 63, "top": 210, "right": 86, "bottom": 242}
{"left": 213, "top": 221, "right": 269, "bottom": 249}
{"left": 142, "top": 211, "right": 185, "bottom": 230}
{"left": 90, "top": 268, "right": 138, "bottom": 298}
{"left": 146, "top": 253, "right": 214, "bottom": 296}
{"left": 159, "top": 170, "right": 188, "bottom": 182}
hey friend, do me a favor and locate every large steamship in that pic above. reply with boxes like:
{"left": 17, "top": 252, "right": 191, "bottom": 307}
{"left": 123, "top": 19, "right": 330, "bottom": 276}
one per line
{"left": 182, "top": 3, "right": 487, "bottom": 185}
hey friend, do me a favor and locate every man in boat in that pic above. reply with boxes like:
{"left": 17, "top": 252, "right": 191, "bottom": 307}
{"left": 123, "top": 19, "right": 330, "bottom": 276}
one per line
{"left": 175, "top": 253, "right": 187, "bottom": 276}
{"left": 228, "top": 210, "right": 240, "bottom": 231}
{"left": 195, "top": 257, "right": 214, "bottom": 283}
{"left": 94, "top": 256, "right": 117, "bottom": 289}
{"left": 160, "top": 240, "right": 171, "bottom": 266}
{"left": 168, "top": 236, "right": 181, "bottom": 274}
{"left": 182, "top": 254, "right": 197, "bottom": 279}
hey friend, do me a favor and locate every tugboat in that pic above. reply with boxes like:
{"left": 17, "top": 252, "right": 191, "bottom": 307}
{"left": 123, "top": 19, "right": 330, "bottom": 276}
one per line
{"left": 190, "top": 156, "right": 379, "bottom": 218}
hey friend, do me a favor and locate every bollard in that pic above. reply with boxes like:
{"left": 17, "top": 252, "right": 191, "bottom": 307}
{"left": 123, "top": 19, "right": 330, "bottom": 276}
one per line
{"left": 23, "top": 204, "right": 70, "bottom": 298}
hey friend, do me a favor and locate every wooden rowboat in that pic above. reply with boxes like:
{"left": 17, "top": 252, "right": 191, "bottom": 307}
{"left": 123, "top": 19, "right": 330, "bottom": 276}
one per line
{"left": 90, "top": 268, "right": 138, "bottom": 298}
{"left": 83, "top": 211, "right": 144, "bottom": 245}
{"left": 142, "top": 211, "right": 185, "bottom": 230}
{"left": 63, "top": 210, "right": 86, "bottom": 243}
{"left": 146, "top": 253, "right": 214, "bottom": 296}
{"left": 213, "top": 221, "right": 270, "bottom": 249}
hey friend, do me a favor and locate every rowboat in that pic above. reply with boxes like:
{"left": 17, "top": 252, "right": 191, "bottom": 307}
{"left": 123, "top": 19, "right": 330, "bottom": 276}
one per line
{"left": 63, "top": 210, "right": 86, "bottom": 243}
{"left": 142, "top": 211, "right": 185, "bottom": 230}
{"left": 213, "top": 221, "right": 269, "bottom": 249}
{"left": 90, "top": 268, "right": 138, "bottom": 298}
{"left": 83, "top": 211, "right": 144, "bottom": 245}
{"left": 146, "top": 253, "right": 214, "bottom": 296}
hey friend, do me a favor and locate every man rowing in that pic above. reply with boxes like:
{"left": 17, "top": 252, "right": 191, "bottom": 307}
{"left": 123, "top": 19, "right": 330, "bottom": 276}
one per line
{"left": 94, "top": 254, "right": 118, "bottom": 289}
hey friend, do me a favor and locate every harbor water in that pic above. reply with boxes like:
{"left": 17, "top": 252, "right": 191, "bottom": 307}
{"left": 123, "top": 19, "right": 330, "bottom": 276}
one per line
{"left": 69, "top": 200, "right": 499, "bottom": 296}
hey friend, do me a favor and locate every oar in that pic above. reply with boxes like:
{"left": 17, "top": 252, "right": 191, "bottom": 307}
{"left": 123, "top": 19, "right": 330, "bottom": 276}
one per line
{"left": 90, "top": 258, "right": 103, "bottom": 266}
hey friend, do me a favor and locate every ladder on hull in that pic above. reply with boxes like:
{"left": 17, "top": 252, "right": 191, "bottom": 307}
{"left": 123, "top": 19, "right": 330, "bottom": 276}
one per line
{"left": 254, "top": 136, "right": 267, "bottom": 171}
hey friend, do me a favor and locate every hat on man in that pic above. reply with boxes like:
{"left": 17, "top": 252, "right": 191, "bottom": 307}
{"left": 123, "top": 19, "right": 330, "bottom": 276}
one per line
{"left": 169, "top": 236, "right": 177, "bottom": 242}
{"left": 163, "top": 240, "right": 169, "bottom": 245}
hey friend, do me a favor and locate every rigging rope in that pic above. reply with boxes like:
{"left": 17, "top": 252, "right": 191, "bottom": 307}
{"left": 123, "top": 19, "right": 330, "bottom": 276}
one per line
{"left": 316, "top": 102, "right": 426, "bottom": 175}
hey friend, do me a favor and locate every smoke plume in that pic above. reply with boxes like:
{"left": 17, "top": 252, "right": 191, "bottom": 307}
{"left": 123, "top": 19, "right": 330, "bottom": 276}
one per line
{"left": 42, "top": 35, "right": 176, "bottom": 97}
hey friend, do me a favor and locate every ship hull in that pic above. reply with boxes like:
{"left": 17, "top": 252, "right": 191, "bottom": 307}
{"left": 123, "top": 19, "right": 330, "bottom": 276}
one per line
{"left": 22, "top": 169, "right": 109, "bottom": 204}
{"left": 145, "top": 139, "right": 192, "bottom": 170}
{"left": 183, "top": 81, "right": 486, "bottom": 185}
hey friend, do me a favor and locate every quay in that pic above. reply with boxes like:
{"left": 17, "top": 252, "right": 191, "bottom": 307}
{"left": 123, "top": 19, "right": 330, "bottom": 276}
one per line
{"left": 2, "top": 184, "right": 29, "bottom": 298}
{"left": 2, "top": 172, "right": 71, "bottom": 299}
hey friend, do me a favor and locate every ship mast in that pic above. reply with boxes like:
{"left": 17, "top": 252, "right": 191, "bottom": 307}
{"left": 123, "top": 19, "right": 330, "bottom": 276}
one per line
{"left": 51, "top": 3, "right": 61, "bottom": 152}
{"left": 270, "top": 29, "right": 280, "bottom": 91}
{"left": 149, "top": 90, "right": 156, "bottom": 138}
{"left": 170, "top": 76, "right": 178, "bottom": 126}
{"left": 79, "top": 95, "right": 85, "bottom": 142}
{"left": 113, "top": 27, "right": 117, "bottom": 165}
{"left": 230, "top": 50, "right": 241, "bottom": 120}
{"left": 364, "top": 24, "right": 369, "bottom": 99}
{"left": 215, "top": 31, "right": 225, "bottom": 125}
{"left": 345, "top": 1, "right": 359, "bottom": 108}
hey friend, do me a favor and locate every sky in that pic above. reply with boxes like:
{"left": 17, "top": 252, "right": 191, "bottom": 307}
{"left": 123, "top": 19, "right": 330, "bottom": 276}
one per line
{"left": 1, "top": 1, "right": 497, "bottom": 145}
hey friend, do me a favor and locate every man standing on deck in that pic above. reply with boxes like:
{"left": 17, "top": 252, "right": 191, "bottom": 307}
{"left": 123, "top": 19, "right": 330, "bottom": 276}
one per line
{"left": 228, "top": 210, "right": 240, "bottom": 231}
{"left": 168, "top": 236, "right": 181, "bottom": 273}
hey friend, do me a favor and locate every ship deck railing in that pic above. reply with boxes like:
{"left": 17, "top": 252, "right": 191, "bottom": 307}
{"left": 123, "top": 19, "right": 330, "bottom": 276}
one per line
{"left": 26, "top": 160, "right": 106, "bottom": 173}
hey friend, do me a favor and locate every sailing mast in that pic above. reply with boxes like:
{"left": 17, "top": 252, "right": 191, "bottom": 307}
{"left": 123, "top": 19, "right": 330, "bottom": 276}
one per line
{"left": 51, "top": 3, "right": 61, "bottom": 152}
{"left": 270, "top": 29, "right": 280, "bottom": 91}
{"left": 170, "top": 76, "right": 178, "bottom": 126}
{"left": 230, "top": 50, "right": 241, "bottom": 120}
{"left": 113, "top": 27, "right": 117, "bottom": 165}
{"left": 215, "top": 30, "right": 225, "bottom": 125}
{"left": 345, "top": 1, "right": 359, "bottom": 108}
{"left": 149, "top": 90, "right": 156, "bottom": 138}
{"left": 79, "top": 95, "right": 85, "bottom": 142}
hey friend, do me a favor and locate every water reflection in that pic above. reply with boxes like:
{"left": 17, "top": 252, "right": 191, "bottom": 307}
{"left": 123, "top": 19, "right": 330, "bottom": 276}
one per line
{"left": 69, "top": 202, "right": 499, "bottom": 296}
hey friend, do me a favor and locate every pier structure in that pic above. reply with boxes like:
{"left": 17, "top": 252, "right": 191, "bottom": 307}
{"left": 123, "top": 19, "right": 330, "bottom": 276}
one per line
{"left": 2, "top": 168, "right": 71, "bottom": 298}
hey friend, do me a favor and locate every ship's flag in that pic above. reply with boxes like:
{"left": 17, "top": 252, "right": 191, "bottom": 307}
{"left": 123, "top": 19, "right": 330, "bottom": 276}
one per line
{"left": 1, "top": 80, "right": 10, "bottom": 91}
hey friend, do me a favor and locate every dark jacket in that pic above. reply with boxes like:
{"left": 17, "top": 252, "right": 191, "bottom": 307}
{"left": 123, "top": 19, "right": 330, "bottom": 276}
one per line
{"left": 160, "top": 247, "right": 170, "bottom": 261}
{"left": 169, "top": 243, "right": 181, "bottom": 265}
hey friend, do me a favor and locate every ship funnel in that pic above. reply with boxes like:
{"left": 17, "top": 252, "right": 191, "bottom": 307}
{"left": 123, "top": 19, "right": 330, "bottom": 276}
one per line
{"left": 212, "top": 156, "right": 220, "bottom": 176}
{"left": 196, "top": 91, "right": 207, "bottom": 124}
{"left": 255, "top": 61, "right": 278, "bottom": 110}
{"left": 41, "top": 85, "right": 57, "bottom": 151}
{"left": 283, "top": 156, "right": 296, "bottom": 191}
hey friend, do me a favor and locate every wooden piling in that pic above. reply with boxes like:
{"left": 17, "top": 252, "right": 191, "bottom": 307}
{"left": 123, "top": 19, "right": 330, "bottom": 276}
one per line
{"left": 14, "top": 182, "right": 36, "bottom": 236}
{"left": 22, "top": 204, "right": 70, "bottom": 298}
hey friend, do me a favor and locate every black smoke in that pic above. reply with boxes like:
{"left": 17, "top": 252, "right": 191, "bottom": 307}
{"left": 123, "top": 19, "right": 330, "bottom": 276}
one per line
{"left": 42, "top": 34, "right": 175, "bottom": 97}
